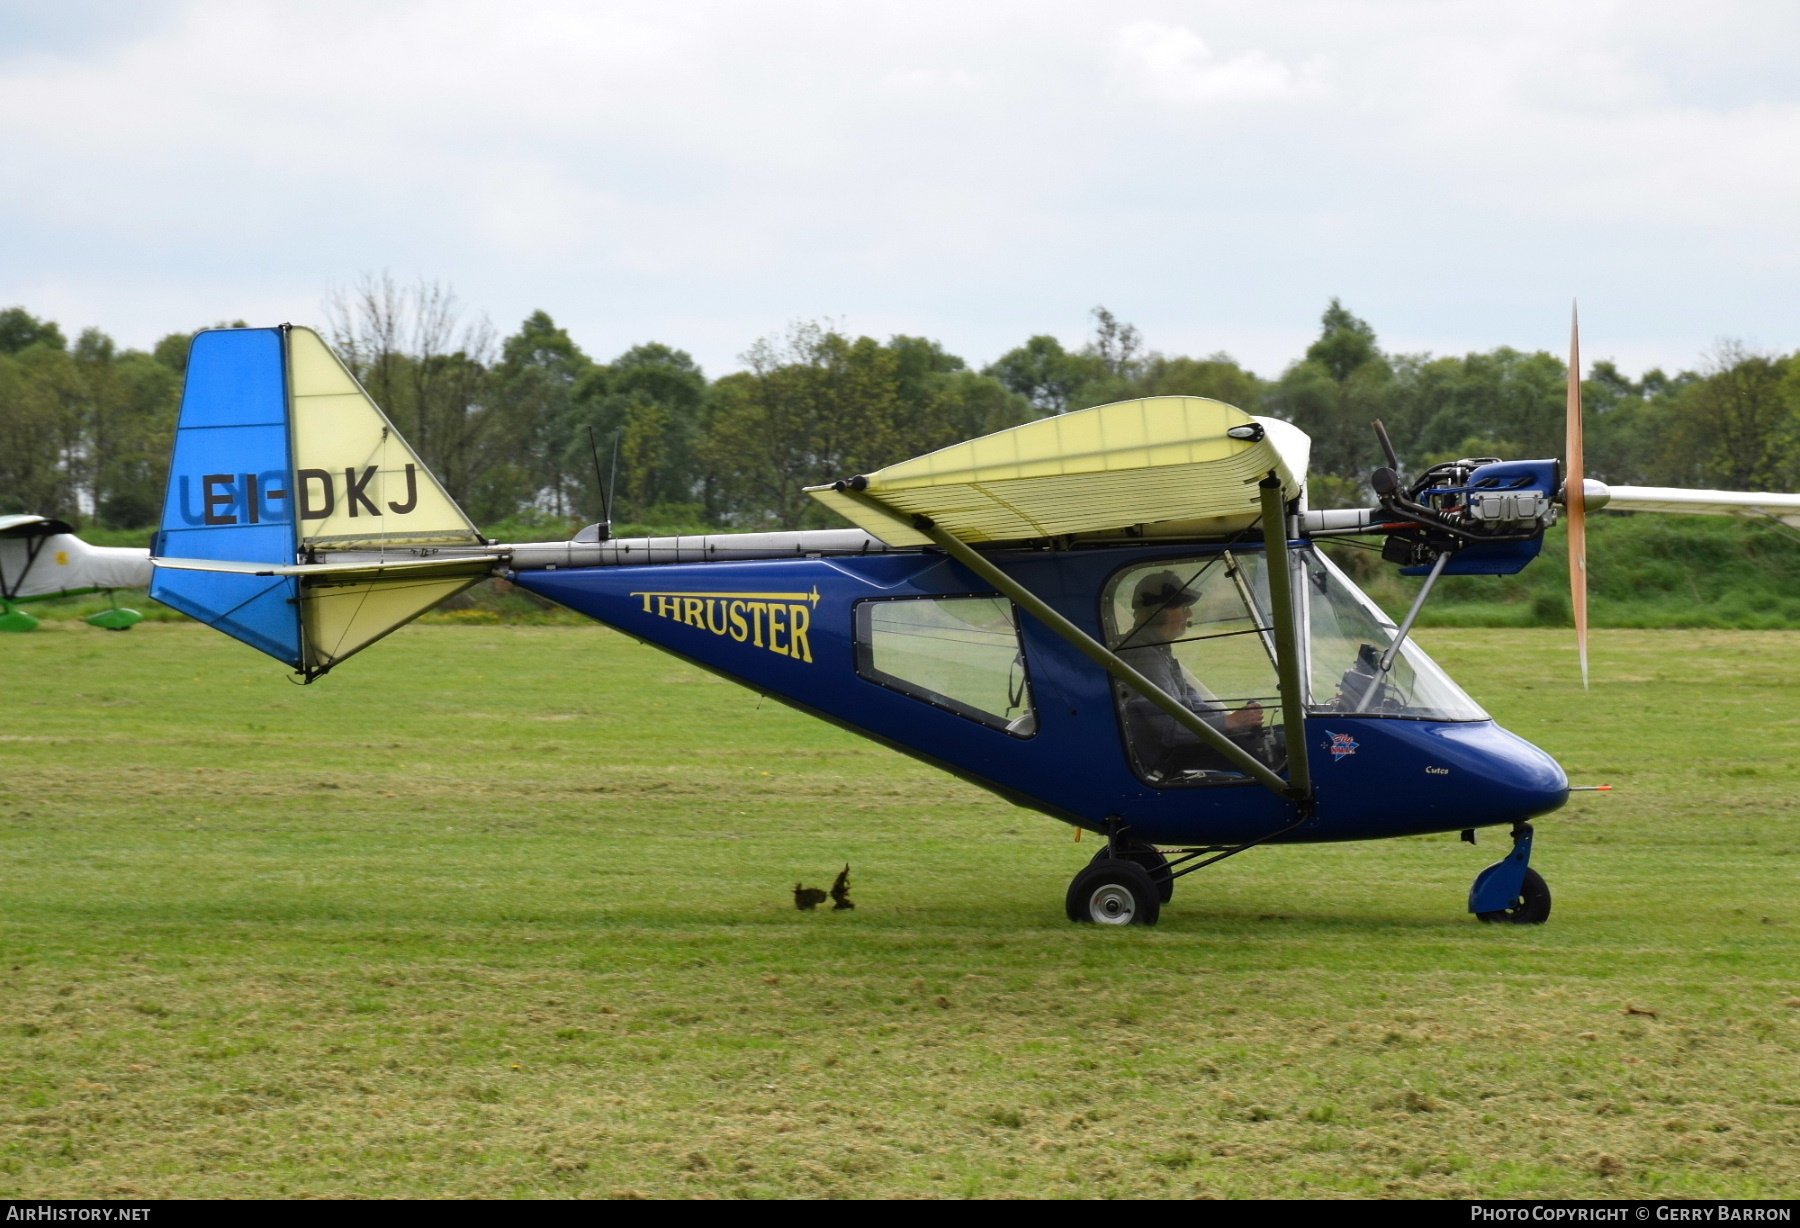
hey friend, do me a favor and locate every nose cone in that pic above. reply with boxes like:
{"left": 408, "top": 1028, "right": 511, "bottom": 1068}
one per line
{"left": 1306, "top": 718, "right": 1568, "bottom": 840}
{"left": 1427, "top": 721, "right": 1569, "bottom": 825}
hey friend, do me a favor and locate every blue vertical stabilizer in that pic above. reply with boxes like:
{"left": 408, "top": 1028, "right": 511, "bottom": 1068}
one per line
{"left": 150, "top": 328, "right": 303, "bottom": 668}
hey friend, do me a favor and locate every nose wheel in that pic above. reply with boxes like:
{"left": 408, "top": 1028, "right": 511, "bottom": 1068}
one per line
{"left": 1475, "top": 867, "right": 1551, "bottom": 924}
{"left": 1469, "top": 822, "right": 1551, "bottom": 925}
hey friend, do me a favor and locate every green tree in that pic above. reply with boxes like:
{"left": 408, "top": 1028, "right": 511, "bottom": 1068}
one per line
{"left": 1306, "top": 298, "right": 1377, "bottom": 382}
{"left": 988, "top": 307, "right": 1164, "bottom": 415}
{"left": 326, "top": 275, "right": 532, "bottom": 524}
{"left": 984, "top": 335, "right": 1095, "bottom": 414}
{"left": 1089, "top": 306, "right": 1143, "bottom": 377}
{"left": 0, "top": 348, "right": 80, "bottom": 518}
{"left": 70, "top": 329, "right": 180, "bottom": 528}
{"left": 887, "top": 333, "right": 1029, "bottom": 445}
{"left": 492, "top": 310, "right": 595, "bottom": 516}
{"left": 704, "top": 324, "right": 951, "bottom": 528}
{"left": 0, "top": 320, "right": 180, "bottom": 527}
{"left": 1388, "top": 348, "right": 1569, "bottom": 469}
{"left": 0, "top": 307, "right": 66, "bottom": 355}
{"left": 1269, "top": 299, "right": 1390, "bottom": 486}
{"left": 1137, "top": 354, "right": 1266, "bottom": 409}
{"left": 921, "top": 368, "right": 1032, "bottom": 445}
{"left": 95, "top": 350, "right": 180, "bottom": 526}
{"left": 1649, "top": 344, "right": 1795, "bottom": 490}
{"left": 567, "top": 343, "right": 709, "bottom": 522}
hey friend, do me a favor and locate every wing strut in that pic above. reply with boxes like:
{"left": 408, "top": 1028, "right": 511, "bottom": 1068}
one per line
{"left": 837, "top": 486, "right": 1306, "bottom": 805}
{"left": 1256, "top": 476, "right": 1313, "bottom": 802}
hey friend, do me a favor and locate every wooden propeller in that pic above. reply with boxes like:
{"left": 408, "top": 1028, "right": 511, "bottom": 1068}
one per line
{"left": 1565, "top": 304, "right": 1589, "bottom": 689}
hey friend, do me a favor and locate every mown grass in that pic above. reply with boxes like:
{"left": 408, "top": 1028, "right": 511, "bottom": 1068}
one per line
{"left": 0, "top": 621, "right": 1796, "bottom": 1199}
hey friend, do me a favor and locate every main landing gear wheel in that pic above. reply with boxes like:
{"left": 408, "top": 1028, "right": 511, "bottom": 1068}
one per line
{"left": 1476, "top": 867, "right": 1552, "bottom": 925}
{"left": 1088, "top": 844, "right": 1174, "bottom": 903}
{"left": 1066, "top": 859, "right": 1161, "bottom": 926}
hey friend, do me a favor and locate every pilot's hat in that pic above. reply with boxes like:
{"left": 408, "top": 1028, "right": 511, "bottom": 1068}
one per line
{"left": 1132, "top": 570, "right": 1198, "bottom": 611}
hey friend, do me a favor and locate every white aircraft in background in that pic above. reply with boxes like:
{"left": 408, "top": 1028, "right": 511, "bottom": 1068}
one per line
{"left": 0, "top": 514, "right": 152, "bottom": 631}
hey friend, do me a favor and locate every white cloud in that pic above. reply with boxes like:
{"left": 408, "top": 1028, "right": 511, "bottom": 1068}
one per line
{"left": 884, "top": 66, "right": 980, "bottom": 92}
{"left": 1111, "top": 21, "right": 1325, "bottom": 105}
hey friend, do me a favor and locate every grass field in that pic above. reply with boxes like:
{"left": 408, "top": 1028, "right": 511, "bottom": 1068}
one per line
{"left": 1, "top": 621, "right": 1797, "bottom": 1199}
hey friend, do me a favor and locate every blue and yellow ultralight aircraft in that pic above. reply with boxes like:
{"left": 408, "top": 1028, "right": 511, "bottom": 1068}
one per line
{"left": 148, "top": 323, "right": 1800, "bottom": 927}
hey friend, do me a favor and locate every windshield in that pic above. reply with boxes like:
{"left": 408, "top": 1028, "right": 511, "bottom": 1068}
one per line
{"left": 1299, "top": 546, "right": 1487, "bottom": 721}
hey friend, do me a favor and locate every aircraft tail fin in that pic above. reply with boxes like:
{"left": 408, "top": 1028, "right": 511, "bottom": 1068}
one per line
{"left": 151, "top": 326, "right": 493, "bottom": 679}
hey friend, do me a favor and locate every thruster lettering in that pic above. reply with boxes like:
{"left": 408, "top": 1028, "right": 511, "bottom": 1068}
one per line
{"left": 628, "top": 589, "right": 822, "bottom": 663}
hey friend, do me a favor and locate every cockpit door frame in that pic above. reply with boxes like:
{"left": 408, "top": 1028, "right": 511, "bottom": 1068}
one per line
{"left": 836, "top": 485, "right": 1312, "bottom": 804}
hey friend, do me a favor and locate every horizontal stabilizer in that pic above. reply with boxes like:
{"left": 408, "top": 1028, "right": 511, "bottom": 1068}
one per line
{"left": 297, "top": 560, "right": 494, "bottom": 673}
{"left": 152, "top": 554, "right": 502, "bottom": 578}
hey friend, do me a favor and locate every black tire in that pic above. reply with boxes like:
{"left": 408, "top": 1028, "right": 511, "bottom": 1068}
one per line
{"left": 1089, "top": 844, "right": 1174, "bottom": 903}
{"left": 1066, "top": 860, "right": 1161, "bottom": 926}
{"left": 1476, "top": 867, "right": 1551, "bottom": 925}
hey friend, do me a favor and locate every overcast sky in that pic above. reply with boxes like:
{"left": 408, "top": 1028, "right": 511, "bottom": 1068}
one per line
{"left": 2, "top": 0, "right": 1796, "bottom": 378}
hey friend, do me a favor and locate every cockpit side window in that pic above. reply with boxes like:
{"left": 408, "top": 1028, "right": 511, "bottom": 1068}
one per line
{"left": 854, "top": 596, "right": 1039, "bottom": 737}
{"left": 1101, "top": 552, "right": 1287, "bottom": 788}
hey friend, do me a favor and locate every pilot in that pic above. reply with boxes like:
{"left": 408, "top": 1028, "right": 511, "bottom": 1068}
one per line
{"left": 1116, "top": 570, "right": 1266, "bottom": 778}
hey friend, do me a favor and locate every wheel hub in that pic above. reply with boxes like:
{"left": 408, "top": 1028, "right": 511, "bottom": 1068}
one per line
{"left": 1088, "top": 883, "right": 1136, "bottom": 925}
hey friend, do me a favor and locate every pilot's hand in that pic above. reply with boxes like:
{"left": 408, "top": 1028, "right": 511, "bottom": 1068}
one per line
{"left": 1226, "top": 701, "right": 1264, "bottom": 732}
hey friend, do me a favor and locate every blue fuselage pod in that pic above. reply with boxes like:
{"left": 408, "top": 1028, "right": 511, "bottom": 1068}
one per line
{"left": 517, "top": 543, "right": 1567, "bottom": 846}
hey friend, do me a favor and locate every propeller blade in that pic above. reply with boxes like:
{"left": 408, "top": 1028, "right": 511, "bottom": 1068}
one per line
{"left": 1566, "top": 302, "right": 1589, "bottom": 689}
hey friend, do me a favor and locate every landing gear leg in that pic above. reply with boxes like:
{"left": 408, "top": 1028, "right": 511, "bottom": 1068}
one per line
{"left": 1086, "top": 843, "right": 1173, "bottom": 903}
{"left": 1067, "top": 818, "right": 1164, "bottom": 925}
{"left": 1469, "top": 821, "right": 1551, "bottom": 924}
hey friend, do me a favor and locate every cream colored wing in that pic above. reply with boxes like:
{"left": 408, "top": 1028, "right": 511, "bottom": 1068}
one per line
{"left": 807, "top": 397, "right": 1310, "bottom": 546}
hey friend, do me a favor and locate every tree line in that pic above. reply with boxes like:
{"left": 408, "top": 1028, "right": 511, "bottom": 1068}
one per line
{"left": 4, "top": 277, "right": 1799, "bottom": 536}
